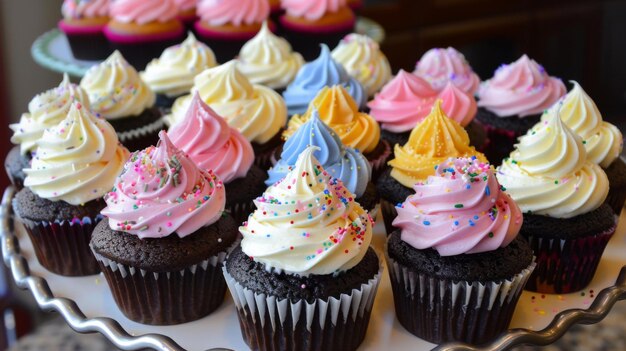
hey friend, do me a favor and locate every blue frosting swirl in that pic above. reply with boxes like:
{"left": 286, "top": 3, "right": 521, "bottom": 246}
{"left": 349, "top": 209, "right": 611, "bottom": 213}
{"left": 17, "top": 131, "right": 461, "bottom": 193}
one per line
{"left": 282, "top": 44, "right": 367, "bottom": 116}
{"left": 267, "top": 110, "right": 371, "bottom": 197}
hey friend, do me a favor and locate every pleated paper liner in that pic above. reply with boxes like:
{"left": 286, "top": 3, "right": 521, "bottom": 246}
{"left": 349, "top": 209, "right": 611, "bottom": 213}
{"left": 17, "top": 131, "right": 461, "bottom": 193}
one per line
{"left": 226, "top": 201, "right": 256, "bottom": 225}
{"left": 223, "top": 265, "right": 383, "bottom": 351}
{"left": 115, "top": 115, "right": 166, "bottom": 152}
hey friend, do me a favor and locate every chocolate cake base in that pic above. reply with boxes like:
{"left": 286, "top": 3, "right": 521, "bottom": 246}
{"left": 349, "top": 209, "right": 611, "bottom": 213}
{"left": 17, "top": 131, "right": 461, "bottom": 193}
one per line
{"left": 5, "top": 146, "right": 30, "bottom": 191}
{"left": 604, "top": 158, "right": 626, "bottom": 215}
{"left": 226, "top": 165, "right": 268, "bottom": 223}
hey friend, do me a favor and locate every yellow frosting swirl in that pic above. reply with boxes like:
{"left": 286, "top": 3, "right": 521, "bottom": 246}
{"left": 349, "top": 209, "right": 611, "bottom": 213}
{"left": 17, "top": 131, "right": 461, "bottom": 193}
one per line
{"left": 141, "top": 32, "right": 217, "bottom": 97}
{"left": 389, "top": 100, "right": 486, "bottom": 187}
{"left": 80, "top": 51, "right": 156, "bottom": 120}
{"left": 167, "top": 61, "right": 287, "bottom": 144}
{"left": 24, "top": 103, "right": 129, "bottom": 205}
{"left": 284, "top": 85, "right": 380, "bottom": 153}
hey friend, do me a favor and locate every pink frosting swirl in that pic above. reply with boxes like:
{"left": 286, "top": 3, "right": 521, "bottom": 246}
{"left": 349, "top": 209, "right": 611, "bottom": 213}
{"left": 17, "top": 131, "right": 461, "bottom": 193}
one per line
{"left": 392, "top": 157, "right": 522, "bottom": 256}
{"left": 368, "top": 70, "right": 437, "bottom": 133}
{"left": 168, "top": 93, "right": 254, "bottom": 184}
{"left": 413, "top": 47, "right": 480, "bottom": 94}
{"left": 109, "top": 0, "right": 178, "bottom": 24}
{"left": 102, "top": 131, "right": 226, "bottom": 239}
{"left": 281, "top": 0, "right": 347, "bottom": 20}
{"left": 438, "top": 82, "right": 477, "bottom": 127}
{"left": 477, "top": 55, "right": 566, "bottom": 117}
{"left": 197, "top": 0, "right": 269, "bottom": 26}
{"left": 174, "top": 0, "right": 196, "bottom": 12}
{"left": 62, "top": 0, "right": 110, "bottom": 19}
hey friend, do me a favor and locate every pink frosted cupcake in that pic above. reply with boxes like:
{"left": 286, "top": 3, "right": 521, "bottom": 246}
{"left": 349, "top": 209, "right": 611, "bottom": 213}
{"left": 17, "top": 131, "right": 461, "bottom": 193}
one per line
{"left": 413, "top": 47, "right": 480, "bottom": 94}
{"left": 58, "top": 0, "right": 111, "bottom": 60}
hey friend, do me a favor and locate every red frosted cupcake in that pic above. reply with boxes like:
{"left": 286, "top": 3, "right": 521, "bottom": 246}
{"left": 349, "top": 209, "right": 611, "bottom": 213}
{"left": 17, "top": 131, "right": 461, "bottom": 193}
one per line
{"left": 58, "top": 0, "right": 112, "bottom": 60}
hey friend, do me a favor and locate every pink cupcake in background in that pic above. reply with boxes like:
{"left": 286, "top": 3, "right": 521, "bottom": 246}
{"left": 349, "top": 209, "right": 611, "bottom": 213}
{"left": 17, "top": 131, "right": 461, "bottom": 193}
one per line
{"left": 58, "top": 0, "right": 111, "bottom": 60}
{"left": 413, "top": 47, "right": 480, "bottom": 94}
{"left": 174, "top": 0, "right": 197, "bottom": 30}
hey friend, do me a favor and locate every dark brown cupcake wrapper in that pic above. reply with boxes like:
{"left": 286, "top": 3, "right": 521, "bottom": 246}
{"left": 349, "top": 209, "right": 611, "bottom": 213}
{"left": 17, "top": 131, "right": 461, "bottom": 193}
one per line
{"left": 524, "top": 223, "right": 616, "bottom": 294}
{"left": 385, "top": 246, "right": 536, "bottom": 345}
{"left": 19, "top": 215, "right": 102, "bottom": 276}
{"left": 380, "top": 198, "right": 398, "bottom": 236}
{"left": 117, "top": 116, "right": 166, "bottom": 143}
{"left": 223, "top": 265, "right": 382, "bottom": 351}
{"left": 227, "top": 200, "right": 256, "bottom": 224}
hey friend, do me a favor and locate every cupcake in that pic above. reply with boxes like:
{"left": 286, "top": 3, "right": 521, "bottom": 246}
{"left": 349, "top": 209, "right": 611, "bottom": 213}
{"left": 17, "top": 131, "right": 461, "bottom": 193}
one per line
{"left": 236, "top": 21, "right": 304, "bottom": 94}
{"left": 12, "top": 102, "right": 128, "bottom": 276}
{"left": 331, "top": 33, "right": 391, "bottom": 97}
{"left": 58, "top": 0, "right": 111, "bottom": 60}
{"left": 284, "top": 85, "right": 390, "bottom": 178}
{"left": 8, "top": 74, "right": 90, "bottom": 190}
{"left": 80, "top": 51, "right": 164, "bottom": 151}
{"left": 376, "top": 100, "right": 487, "bottom": 234}
{"left": 541, "top": 82, "right": 626, "bottom": 214}
{"left": 279, "top": 0, "right": 356, "bottom": 61}
{"left": 168, "top": 61, "right": 287, "bottom": 168}
{"left": 413, "top": 47, "right": 480, "bottom": 94}
{"left": 347, "top": 0, "right": 363, "bottom": 12}
{"left": 168, "top": 93, "right": 266, "bottom": 223}
{"left": 268, "top": 110, "right": 377, "bottom": 211}
{"left": 497, "top": 113, "right": 616, "bottom": 293}
{"left": 91, "top": 131, "right": 237, "bottom": 325}
{"left": 104, "top": 0, "right": 184, "bottom": 70}
{"left": 282, "top": 44, "right": 366, "bottom": 116}
{"left": 224, "top": 146, "right": 382, "bottom": 351}
{"left": 194, "top": 0, "right": 271, "bottom": 63}
{"left": 476, "top": 55, "right": 566, "bottom": 165}
{"left": 174, "top": 0, "right": 197, "bottom": 30}
{"left": 388, "top": 157, "right": 535, "bottom": 344}
{"left": 141, "top": 32, "right": 217, "bottom": 109}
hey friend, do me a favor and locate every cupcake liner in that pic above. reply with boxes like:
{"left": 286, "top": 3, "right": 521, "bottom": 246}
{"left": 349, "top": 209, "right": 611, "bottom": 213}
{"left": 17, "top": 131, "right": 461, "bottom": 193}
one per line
{"left": 64, "top": 32, "right": 111, "bottom": 61}
{"left": 19, "top": 215, "right": 103, "bottom": 276}
{"left": 223, "top": 264, "right": 383, "bottom": 351}
{"left": 91, "top": 237, "right": 240, "bottom": 325}
{"left": 523, "top": 223, "right": 616, "bottom": 294}
{"left": 385, "top": 248, "right": 536, "bottom": 345}
{"left": 367, "top": 139, "right": 391, "bottom": 181}
{"left": 227, "top": 200, "right": 256, "bottom": 225}
{"left": 117, "top": 116, "right": 165, "bottom": 151}
{"left": 106, "top": 33, "right": 184, "bottom": 70}
{"left": 380, "top": 198, "right": 398, "bottom": 236}
{"left": 477, "top": 121, "right": 518, "bottom": 167}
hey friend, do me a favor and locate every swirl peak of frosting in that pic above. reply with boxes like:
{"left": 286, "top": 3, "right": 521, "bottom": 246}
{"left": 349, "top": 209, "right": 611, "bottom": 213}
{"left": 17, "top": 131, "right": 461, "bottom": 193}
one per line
{"left": 281, "top": 0, "right": 347, "bottom": 20}
{"left": 477, "top": 54, "right": 566, "bottom": 117}
{"left": 168, "top": 93, "right": 254, "bottom": 183}
{"left": 102, "top": 131, "right": 226, "bottom": 238}
{"left": 197, "top": 0, "right": 269, "bottom": 26}
{"left": 24, "top": 102, "right": 129, "bottom": 205}
{"left": 394, "top": 157, "right": 522, "bottom": 256}
{"left": 62, "top": 0, "right": 110, "bottom": 20}
{"left": 283, "top": 44, "right": 366, "bottom": 115}
{"left": 109, "top": 0, "right": 178, "bottom": 24}
{"left": 241, "top": 146, "right": 373, "bottom": 276}
{"left": 389, "top": 100, "right": 486, "bottom": 187}
{"left": 413, "top": 47, "right": 480, "bottom": 94}
{"left": 438, "top": 81, "right": 477, "bottom": 127}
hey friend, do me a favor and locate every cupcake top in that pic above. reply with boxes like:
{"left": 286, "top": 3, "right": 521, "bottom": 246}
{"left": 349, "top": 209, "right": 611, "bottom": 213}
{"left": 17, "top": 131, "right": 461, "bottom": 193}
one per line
{"left": 282, "top": 44, "right": 366, "bottom": 116}
{"left": 541, "top": 82, "right": 623, "bottom": 168}
{"left": 413, "top": 47, "right": 480, "bottom": 94}
{"left": 236, "top": 21, "right": 304, "bottom": 90}
{"left": 393, "top": 157, "right": 522, "bottom": 256}
{"left": 285, "top": 85, "right": 380, "bottom": 153}
{"left": 168, "top": 61, "right": 287, "bottom": 144}
{"left": 281, "top": 0, "right": 347, "bottom": 20}
{"left": 174, "top": 0, "right": 195, "bottom": 12}
{"left": 438, "top": 82, "right": 478, "bottom": 128}
{"left": 141, "top": 32, "right": 217, "bottom": 98}
{"left": 389, "top": 100, "right": 487, "bottom": 188}
{"left": 102, "top": 131, "right": 225, "bottom": 239}
{"left": 197, "top": 0, "right": 269, "bottom": 26}
{"left": 241, "top": 146, "right": 373, "bottom": 276}
{"left": 23, "top": 102, "right": 129, "bottom": 205}
{"left": 109, "top": 0, "right": 178, "bottom": 24}
{"left": 168, "top": 93, "right": 254, "bottom": 183}
{"left": 477, "top": 55, "right": 566, "bottom": 117}
{"left": 331, "top": 33, "right": 391, "bottom": 97}
{"left": 496, "top": 113, "right": 609, "bottom": 218}
{"left": 62, "top": 0, "right": 109, "bottom": 20}
{"left": 268, "top": 110, "right": 371, "bottom": 197}
{"left": 10, "top": 74, "right": 91, "bottom": 155}
{"left": 80, "top": 51, "right": 156, "bottom": 120}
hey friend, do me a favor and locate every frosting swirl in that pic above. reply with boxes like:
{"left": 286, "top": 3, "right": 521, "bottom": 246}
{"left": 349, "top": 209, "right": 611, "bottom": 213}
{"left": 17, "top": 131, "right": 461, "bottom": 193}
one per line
{"left": 80, "top": 51, "right": 156, "bottom": 120}
{"left": 197, "top": 0, "right": 269, "bottom": 26}
{"left": 168, "top": 93, "right": 254, "bottom": 183}
{"left": 141, "top": 32, "right": 217, "bottom": 98}
{"left": 477, "top": 55, "right": 566, "bottom": 117}
{"left": 168, "top": 61, "right": 286, "bottom": 144}
{"left": 11, "top": 74, "right": 91, "bottom": 154}
{"left": 438, "top": 82, "right": 477, "bottom": 127}
{"left": 413, "top": 47, "right": 480, "bottom": 94}
{"left": 331, "top": 34, "right": 391, "bottom": 97}
{"left": 102, "top": 131, "right": 226, "bottom": 238}
{"left": 62, "top": 0, "right": 110, "bottom": 20}
{"left": 281, "top": 0, "right": 347, "bottom": 20}
{"left": 285, "top": 85, "right": 380, "bottom": 153}
{"left": 241, "top": 146, "right": 373, "bottom": 276}
{"left": 109, "top": 0, "right": 178, "bottom": 24}
{"left": 283, "top": 44, "right": 366, "bottom": 115}
{"left": 389, "top": 100, "right": 487, "bottom": 187}
{"left": 496, "top": 113, "right": 608, "bottom": 218}
{"left": 268, "top": 110, "right": 371, "bottom": 197}
{"left": 393, "top": 157, "right": 522, "bottom": 256}
{"left": 174, "top": 0, "right": 195, "bottom": 12}
{"left": 236, "top": 22, "right": 304, "bottom": 90}
{"left": 24, "top": 102, "right": 129, "bottom": 205}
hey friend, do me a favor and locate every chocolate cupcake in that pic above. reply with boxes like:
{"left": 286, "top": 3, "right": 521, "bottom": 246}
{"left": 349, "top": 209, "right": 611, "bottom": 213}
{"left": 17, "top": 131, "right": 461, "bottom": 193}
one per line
{"left": 91, "top": 131, "right": 238, "bottom": 325}
{"left": 58, "top": 0, "right": 111, "bottom": 60}
{"left": 13, "top": 102, "right": 129, "bottom": 276}
{"left": 224, "top": 147, "right": 382, "bottom": 351}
